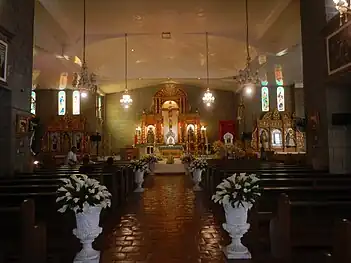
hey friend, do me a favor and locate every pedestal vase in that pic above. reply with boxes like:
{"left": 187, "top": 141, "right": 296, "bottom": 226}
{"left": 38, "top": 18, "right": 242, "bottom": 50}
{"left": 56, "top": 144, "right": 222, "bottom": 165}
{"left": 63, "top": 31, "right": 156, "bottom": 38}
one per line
{"left": 192, "top": 169, "right": 203, "bottom": 191}
{"left": 222, "top": 202, "right": 252, "bottom": 259}
{"left": 149, "top": 162, "right": 155, "bottom": 175}
{"left": 134, "top": 170, "right": 145, "bottom": 192}
{"left": 73, "top": 206, "right": 102, "bottom": 263}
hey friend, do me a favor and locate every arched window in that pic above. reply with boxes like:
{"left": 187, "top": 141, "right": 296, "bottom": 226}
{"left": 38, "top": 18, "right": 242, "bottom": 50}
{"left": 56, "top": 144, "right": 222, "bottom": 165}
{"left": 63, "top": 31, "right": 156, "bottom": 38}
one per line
{"left": 58, "top": 91, "right": 66, "bottom": 115}
{"left": 72, "top": 91, "right": 80, "bottom": 115}
{"left": 261, "top": 86, "right": 269, "bottom": 112}
{"left": 277, "top": 86, "right": 285, "bottom": 112}
{"left": 30, "top": 91, "right": 36, "bottom": 115}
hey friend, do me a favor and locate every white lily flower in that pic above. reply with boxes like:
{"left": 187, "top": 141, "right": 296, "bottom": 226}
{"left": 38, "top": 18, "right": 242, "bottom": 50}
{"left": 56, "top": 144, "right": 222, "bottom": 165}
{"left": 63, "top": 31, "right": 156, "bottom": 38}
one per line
{"left": 56, "top": 196, "right": 66, "bottom": 202}
{"left": 57, "top": 205, "right": 68, "bottom": 213}
{"left": 73, "top": 198, "right": 79, "bottom": 203}
{"left": 57, "top": 187, "right": 67, "bottom": 192}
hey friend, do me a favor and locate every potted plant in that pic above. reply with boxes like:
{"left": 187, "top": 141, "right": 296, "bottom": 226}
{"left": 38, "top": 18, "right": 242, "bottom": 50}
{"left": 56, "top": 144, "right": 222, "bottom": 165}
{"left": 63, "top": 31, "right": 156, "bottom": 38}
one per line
{"left": 129, "top": 159, "right": 149, "bottom": 192}
{"left": 56, "top": 174, "right": 111, "bottom": 262}
{"left": 180, "top": 154, "right": 195, "bottom": 174}
{"left": 212, "top": 173, "right": 260, "bottom": 259}
{"left": 189, "top": 158, "right": 208, "bottom": 191}
{"left": 166, "top": 155, "right": 175, "bottom": 164}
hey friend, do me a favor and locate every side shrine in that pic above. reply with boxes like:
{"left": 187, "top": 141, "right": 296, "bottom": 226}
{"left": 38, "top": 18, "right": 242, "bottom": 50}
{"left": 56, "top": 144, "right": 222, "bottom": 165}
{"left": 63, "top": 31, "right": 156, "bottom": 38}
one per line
{"left": 251, "top": 109, "right": 305, "bottom": 153}
{"left": 134, "top": 84, "right": 208, "bottom": 157}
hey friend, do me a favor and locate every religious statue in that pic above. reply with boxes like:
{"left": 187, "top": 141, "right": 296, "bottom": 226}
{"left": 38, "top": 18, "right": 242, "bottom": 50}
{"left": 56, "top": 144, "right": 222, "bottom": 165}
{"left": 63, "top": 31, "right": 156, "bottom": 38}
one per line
{"left": 52, "top": 133, "right": 58, "bottom": 151}
{"left": 62, "top": 133, "right": 71, "bottom": 153}
{"left": 147, "top": 127, "right": 155, "bottom": 144}
{"left": 286, "top": 129, "right": 296, "bottom": 147}
{"left": 260, "top": 130, "right": 269, "bottom": 149}
{"left": 75, "top": 133, "right": 82, "bottom": 151}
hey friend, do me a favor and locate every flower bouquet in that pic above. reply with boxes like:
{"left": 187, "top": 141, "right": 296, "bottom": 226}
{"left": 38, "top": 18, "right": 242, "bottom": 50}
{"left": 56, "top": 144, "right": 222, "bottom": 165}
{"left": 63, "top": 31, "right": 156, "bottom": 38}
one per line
{"left": 189, "top": 158, "right": 208, "bottom": 172}
{"left": 180, "top": 154, "right": 195, "bottom": 164}
{"left": 56, "top": 174, "right": 111, "bottom": 213}
{"left": 211, "top": 173, "right": 260, "bottom": 259}
{"left": 212, "top": 173, "right": 260, "bottom": 208}
{"left": 166, "top": 155, "right": 175, "bottom": 164}
{"left": 128, "top": 159, "right": 149, "bottom": 172}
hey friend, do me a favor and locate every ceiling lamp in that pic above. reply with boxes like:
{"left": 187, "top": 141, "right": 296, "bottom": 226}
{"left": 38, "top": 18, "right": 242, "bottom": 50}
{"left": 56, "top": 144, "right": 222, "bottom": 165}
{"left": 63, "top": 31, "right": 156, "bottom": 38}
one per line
{"left": 202, "top": 32, "right": 215, "bottom": 107}
{"left": 333, "top": 0, "right": 351, "bottom": 24}
{"left": 72, "top": 0, "right": 96, "bottom": 95}
{"left": 120, "top": 33, "right": 133, "bottom": 109}
{"left": 235, "top": 0, "right": 260, "bottom": 91}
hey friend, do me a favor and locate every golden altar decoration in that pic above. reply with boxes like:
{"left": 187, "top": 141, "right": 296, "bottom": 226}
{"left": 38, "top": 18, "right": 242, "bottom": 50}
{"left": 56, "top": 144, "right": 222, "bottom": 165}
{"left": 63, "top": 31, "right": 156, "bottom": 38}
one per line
{"left": 251, "top": 109, "right": 305, "bottom": 152}
{"left": 135, "top": 84, "right": 206, "bottom": 156}
{"left": 42, "top": 115, "right": 91, "bottom": 155}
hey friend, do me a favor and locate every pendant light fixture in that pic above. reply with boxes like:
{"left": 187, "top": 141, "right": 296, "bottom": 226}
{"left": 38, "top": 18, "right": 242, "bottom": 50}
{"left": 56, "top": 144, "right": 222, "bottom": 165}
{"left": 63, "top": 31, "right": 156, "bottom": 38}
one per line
{"left": 235, "top": 0, "right": 259, "bottom": 94}
{"left": 202, "top": 32, "right": 215, "bottom": 107}
{"left": 120, "top": 33, "right": 133, "bottom": 109}
{"left": 72, "top": 0, "right": 97, "bottom": 96}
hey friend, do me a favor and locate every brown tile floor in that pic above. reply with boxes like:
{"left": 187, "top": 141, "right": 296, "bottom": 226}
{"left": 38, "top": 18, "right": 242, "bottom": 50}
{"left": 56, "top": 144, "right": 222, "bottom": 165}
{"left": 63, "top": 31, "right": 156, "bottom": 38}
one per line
{"left": 101, "top": 174, "right": 232, "bottom": 263}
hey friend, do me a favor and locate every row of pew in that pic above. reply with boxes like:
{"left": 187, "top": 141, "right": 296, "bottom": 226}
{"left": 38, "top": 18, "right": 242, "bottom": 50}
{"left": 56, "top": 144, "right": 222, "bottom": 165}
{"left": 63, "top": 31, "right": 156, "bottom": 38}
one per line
{"left": 0, "top": 161, "right": 135, "bottom": 263}
{"left": 201, "top": 160, "right": 351, "bottom": 263}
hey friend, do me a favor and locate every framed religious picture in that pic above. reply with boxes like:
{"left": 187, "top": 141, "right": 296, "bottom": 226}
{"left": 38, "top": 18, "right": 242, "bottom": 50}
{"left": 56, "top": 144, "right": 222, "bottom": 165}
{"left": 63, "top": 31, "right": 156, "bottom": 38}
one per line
{"left": 0, "top": 39, "right": 8, "bottom": 83}
{"left": 16, "top": 115, "right": 28, "bottom": 133}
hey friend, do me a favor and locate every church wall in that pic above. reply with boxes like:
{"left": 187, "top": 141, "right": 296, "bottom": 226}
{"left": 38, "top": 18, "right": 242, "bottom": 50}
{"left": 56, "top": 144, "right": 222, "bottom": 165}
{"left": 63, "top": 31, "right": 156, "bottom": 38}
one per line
{"left": 0, "top": 0, "right": 35, "bottom": 175}
{"left": 105, "top": 85, "right": 237, "bottom": 151}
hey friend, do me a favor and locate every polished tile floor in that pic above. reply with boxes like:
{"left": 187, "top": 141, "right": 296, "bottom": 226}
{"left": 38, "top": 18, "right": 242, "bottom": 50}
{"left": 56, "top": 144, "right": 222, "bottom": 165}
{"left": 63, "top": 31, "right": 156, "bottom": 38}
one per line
{"left": 101, "top": 174, "right": 230, "bottom": 263}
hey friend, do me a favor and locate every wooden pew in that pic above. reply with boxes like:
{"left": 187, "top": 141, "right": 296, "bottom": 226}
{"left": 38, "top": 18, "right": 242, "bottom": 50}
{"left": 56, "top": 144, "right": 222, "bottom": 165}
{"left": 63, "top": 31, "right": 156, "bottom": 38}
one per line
{"left": 326, "top": 219, "right": 351, "bottom": 263}
{"left": 0, "top": 199, "right": 46, "bottom": 263}
{"left": 269, "top": 194, "right": 351, "bottom": 262}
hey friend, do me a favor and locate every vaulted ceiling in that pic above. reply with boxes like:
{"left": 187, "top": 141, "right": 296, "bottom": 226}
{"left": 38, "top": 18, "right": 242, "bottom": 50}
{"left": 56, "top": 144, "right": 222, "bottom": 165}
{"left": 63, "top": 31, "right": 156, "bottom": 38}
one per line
{"left": 33, "top": 0, "right": 301, "bottom": 93}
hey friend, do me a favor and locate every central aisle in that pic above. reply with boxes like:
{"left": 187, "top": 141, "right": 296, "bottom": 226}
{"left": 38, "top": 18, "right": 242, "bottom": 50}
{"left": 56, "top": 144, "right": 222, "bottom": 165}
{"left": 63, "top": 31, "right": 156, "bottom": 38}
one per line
{"left": 101, "top": 175, "right": 228, "bottom": 263}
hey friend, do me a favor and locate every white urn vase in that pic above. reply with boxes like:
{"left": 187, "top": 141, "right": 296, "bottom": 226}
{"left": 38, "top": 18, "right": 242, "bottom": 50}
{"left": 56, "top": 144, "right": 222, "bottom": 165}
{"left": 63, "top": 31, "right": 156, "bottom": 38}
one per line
{"left": 73, "top": 206, "right": 102, "bottom": 263}
{"left": 222, "top": 202, "right": 252, "bottom": 259}
{"left": 134, "top": 170, "right": 145, "bottom": 192}
{"left": 192, "top": 169, "right": 203, "bottom": 191}
{"left": 149, "top": 162, "right": 155, "bottom": 175}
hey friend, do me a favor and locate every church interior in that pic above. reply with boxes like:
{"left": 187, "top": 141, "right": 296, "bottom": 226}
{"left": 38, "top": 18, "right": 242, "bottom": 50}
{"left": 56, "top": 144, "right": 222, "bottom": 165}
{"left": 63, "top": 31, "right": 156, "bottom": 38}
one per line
{"left": 1, "top": 0, "right": 351, "bottom": 262}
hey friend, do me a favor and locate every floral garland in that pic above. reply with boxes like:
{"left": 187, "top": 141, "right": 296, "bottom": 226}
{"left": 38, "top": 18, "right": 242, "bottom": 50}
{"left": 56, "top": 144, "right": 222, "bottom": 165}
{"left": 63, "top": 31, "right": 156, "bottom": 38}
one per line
{"left": 56, "top": 174, "right": 112, "bottom": 213}
{"left": 189, "top": 158, "right": 208, "bottom": 172}
{"left": 212, "top": 173, "right": 260, "bottom": 208}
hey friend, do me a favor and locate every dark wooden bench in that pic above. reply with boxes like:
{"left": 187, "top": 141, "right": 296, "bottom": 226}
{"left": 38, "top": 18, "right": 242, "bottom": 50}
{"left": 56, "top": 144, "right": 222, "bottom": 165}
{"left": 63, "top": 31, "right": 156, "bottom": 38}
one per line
{"left": 0, "top": 199, "right": 46, "bottom": 263}
{"left": 269, "top": 194, "right": 351, "bottom": 261}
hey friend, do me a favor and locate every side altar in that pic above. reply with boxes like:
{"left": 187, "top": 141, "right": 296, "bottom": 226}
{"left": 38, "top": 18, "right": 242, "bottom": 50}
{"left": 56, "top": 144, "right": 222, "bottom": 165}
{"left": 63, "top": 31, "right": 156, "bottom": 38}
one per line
{"left": 134, "top": 84, "right": 208, "bottom": 156}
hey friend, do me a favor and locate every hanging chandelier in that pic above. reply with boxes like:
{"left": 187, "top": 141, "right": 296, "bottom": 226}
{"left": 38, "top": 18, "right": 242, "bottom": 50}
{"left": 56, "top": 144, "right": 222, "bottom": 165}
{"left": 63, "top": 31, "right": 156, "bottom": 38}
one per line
{"left": 72, "top": 0, "right": 96, "bottom": 94}
{"left": 202, "top": 32, "right": 215, "bottom": 107}
{"left": 333, "top": 0, "right": 351, "bottom": 24}
{"left": 235, "top": 0, "right": 260, "bottom": 92}
{"left": 120, "top": 33, "right": 133, "bottom": 109}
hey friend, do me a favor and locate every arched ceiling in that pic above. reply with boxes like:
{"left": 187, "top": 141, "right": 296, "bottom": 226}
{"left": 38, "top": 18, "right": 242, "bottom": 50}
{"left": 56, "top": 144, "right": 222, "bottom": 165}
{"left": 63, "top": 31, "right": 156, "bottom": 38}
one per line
{"left": 33, "top": 0, "right": 301, "bottom": 93}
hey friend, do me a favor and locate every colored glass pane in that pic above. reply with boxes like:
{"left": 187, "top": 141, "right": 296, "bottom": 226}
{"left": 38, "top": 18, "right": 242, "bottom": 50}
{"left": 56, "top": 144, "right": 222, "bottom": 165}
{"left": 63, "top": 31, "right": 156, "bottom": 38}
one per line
{"left": 72, "top": 91, "right": 80, "bottom": 115}
{"left": 277, "top": 86, "right": 285, "bottom": 112}
{"left": 31, "top": 91, "right": 36, "bottom": 115}
{"left": 58, "top": 91, "right": 66, "bottom": 115}
{"left": 274, "top": 65, "right": 284, "bottom": 86}
{"left": 261, "top": 86, "right": 269, "bottom": 112}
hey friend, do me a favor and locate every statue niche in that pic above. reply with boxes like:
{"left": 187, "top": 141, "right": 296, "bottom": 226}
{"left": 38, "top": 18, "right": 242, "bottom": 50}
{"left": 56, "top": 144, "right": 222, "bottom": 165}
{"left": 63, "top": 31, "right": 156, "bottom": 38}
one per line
{"left": 146, "top": 125, "right": 155, "bottom": 144}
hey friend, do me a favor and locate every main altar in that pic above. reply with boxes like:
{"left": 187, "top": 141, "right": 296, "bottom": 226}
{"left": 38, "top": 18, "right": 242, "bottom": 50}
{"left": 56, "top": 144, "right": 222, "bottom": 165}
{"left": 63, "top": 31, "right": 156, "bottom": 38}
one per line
{"left": 134, "top": 84, "right": 208, "bottom": 157}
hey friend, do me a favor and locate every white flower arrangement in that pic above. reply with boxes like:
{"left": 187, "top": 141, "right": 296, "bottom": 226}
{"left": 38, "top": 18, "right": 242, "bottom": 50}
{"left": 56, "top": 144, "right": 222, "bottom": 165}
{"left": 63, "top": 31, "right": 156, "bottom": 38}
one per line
{"left": 212, "top": 173, "right": 261, "bottom": 208}
{"left": 180, "top": 154, "right": 195, "bottom": 164}
{"left": 141, "top": 154, "right": 162, "bottom": 164}
{"left": 56, "top": 174, "right": 112, "bottom": 214}
{"left": 129, "top": 159, "right": 149, "bottom": 172}
{"left": 189, "top": 158, "right": 208, "bottom": 172}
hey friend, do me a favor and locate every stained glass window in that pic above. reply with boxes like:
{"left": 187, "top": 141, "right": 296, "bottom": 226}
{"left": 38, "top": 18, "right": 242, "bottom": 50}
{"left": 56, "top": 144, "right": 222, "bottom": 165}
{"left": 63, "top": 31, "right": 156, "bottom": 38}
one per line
{"left": 274, "top": 65, "right": 284, "bottom": 86}
{"left": 30, "top": 91, "right": 36, "bottom": 115}
{"left": 277, "top": 86, "right": 285, "bottom": 112}
{"left": 72, "top": 91, "right": 80, "bottom": 115}
{"left": 261, "top": 86, "right": 269, "bottom": 112}
{"left": 58, "top": 91, "right": 66, "bottom": 115}
{"left": 97, "top": 96, "right": 102, "bottom": 118}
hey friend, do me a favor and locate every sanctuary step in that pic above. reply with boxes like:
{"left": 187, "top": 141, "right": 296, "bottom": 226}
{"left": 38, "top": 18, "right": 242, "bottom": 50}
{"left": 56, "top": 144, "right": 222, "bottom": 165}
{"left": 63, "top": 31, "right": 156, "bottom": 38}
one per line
{"left": 154, "top": 159, "right": 185, "bottom": 174}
